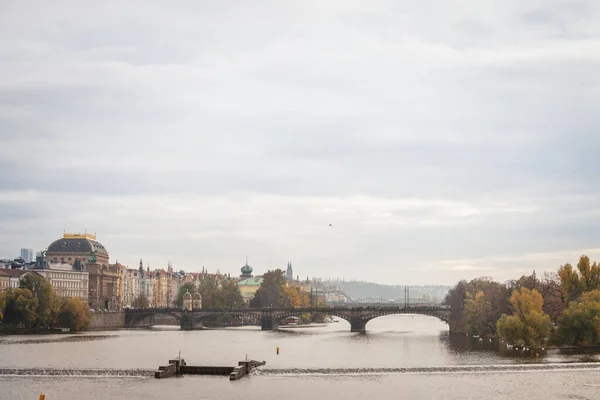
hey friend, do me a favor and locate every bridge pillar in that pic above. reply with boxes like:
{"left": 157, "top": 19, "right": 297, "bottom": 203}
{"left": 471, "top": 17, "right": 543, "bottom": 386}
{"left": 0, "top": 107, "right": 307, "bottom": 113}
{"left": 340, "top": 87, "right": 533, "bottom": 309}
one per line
{"left": 350, "top": 317, "right": 366, "bottom": 333}
{"left": 261, "top": 315, "right": 278, "bottom": 331}
{"left": 180, "top": 313, "right": 202, "bottom": 330}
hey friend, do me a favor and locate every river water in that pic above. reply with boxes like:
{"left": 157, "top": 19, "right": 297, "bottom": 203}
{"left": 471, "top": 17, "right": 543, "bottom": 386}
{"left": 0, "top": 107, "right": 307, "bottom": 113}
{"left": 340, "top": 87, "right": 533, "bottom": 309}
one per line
{"left": 1, "top": 315, "right": 599, "bottom": 399}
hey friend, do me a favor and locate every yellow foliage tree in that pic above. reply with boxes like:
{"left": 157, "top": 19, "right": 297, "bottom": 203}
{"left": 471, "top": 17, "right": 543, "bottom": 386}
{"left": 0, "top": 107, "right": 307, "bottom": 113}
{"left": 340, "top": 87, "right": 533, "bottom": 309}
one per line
{"left": 497, "top": 288, "right": 552, "bottom": 346}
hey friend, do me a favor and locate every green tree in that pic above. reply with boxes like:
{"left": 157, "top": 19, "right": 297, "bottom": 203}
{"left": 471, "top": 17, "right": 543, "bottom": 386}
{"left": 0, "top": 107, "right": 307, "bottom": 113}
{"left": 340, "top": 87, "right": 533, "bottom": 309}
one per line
{"left": 496, "top": 288, "right": 552, "bottom": 346}
{"left": 19, "top": 274, "right": 57, "bottom": 327}
{"left": 219, "top": 279, "right": 244, "bottom": 308}
{"left": 2, "top": 288, "right": 38, "bottom": 328}
{"left": 250, "top": 269, "right": 287, "bottom": 308}
{"left": 557, "top": 290, "right": 600, "bottom": 345}
{"left": 56, "top": 298, "right": 91, "bottom": 332}
{"left": 132, "top": 293, "right": 150, "bottom": 309}
{"left": 176, "top": 283, "right": 197, "bottom": 308}
{"left": 198, "top": 275, "right": 221, "bottom": 308}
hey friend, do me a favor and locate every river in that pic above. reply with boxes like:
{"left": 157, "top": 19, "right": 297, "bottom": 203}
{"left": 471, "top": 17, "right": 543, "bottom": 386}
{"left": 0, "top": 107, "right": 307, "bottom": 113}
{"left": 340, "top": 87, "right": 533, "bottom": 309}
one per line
{"left": 1, "top": 315, "right": 599, "bottom": 399}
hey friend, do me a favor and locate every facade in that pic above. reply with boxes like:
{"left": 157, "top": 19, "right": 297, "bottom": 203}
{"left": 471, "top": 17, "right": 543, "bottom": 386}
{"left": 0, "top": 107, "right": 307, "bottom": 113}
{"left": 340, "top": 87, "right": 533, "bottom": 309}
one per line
{"left": 122, "top": 267, "right": 141, "bottom": 308}
{"left": 237, "top": 277, "right": 263, "bottom": 304}
{"left": 182, "top": 291, "right": 192, "bottom": 311}
{"left": 20, "top": 248, "right": 34, "bottom": 263}
{"left": 138, "top": 262, "right": 153, "bottom": 306}
{"left": 0, "top": 270, "right": 42, "bottom": 290}
{"left": 0, "top": 270, "right": 9, "bottom": 290}
{"left": 35, "top": 263, "right": 89, "bottom": 300}
{"left": 45, "top": 233, "right": 118, "bottom": 310}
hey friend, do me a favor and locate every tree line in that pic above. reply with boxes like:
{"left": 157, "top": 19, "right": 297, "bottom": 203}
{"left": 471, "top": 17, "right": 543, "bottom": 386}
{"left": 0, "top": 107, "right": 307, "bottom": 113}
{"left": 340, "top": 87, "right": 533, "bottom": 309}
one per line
{"left": 0, "top": 274, "right": 90, "bottom": 332}
{"left": 444, "top": 255, "right": 600, "bottom": 347}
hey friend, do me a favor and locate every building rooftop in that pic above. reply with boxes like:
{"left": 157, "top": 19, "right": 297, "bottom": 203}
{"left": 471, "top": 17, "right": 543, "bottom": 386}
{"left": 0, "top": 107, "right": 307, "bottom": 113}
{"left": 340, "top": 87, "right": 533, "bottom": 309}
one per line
{"left": 47, "top": 234, "right": 108, "bottom": 257}
{"left": 237, "top": 277, "right": 263, "bottom": 286}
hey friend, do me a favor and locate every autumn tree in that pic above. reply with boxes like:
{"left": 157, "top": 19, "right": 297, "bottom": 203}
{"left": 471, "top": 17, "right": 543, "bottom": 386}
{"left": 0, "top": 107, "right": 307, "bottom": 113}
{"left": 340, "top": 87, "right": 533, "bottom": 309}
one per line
{"left": 557, "top": 290, "right": 600, "bottom": 345}
{"left": 283, "top": 285, "right": 310, "bottom": 308}
{"left": 56, "top": 298, "right": 91, "bottom": 332}
{"left": 2, "top": 288, "right": 38, "bottom": 328}
{"left": 558, "top": 255, "right": 600, "bottom": 303}
{"left": 19, "top": 273, "right": 58, "bottom": 327}
{"left": 496, "top": 288, "right": 552, "bottom": 346}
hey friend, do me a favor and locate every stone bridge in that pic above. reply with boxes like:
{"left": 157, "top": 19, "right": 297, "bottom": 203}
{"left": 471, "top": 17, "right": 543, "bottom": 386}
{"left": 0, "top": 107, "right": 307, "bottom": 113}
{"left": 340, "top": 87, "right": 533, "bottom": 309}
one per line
{"left": 125, "top": 306, "right": 452, "bottom": 333}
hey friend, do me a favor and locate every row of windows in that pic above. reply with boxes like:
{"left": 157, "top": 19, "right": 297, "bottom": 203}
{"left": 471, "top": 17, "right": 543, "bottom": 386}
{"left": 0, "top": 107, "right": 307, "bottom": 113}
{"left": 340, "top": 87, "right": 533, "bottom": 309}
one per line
{"left": 53, "top": 281, "right": 82, "bottom": 289}
{"left": 50, "top": 272, "right": 86, "bottom": 280}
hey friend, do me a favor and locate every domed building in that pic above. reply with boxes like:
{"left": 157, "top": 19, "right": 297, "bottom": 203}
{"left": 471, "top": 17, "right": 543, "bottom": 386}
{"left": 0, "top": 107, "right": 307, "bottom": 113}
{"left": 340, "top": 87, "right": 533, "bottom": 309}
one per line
{"left": 46, "top": 233, "right": 109, "bottom": 266}
{"left": 44, "top": 233, "right": 118, "bottom": 311}
{"left": 237, "top": 259, "right": 262, "bottom": 304}
{"left": 182, "top": 291, "right": 193, "bottom": 311}
{"left": 240, "top": 259, "right": 253, "bottom": 279}
{"left": 192, "top": 292, "right": 202, "bottom": 309}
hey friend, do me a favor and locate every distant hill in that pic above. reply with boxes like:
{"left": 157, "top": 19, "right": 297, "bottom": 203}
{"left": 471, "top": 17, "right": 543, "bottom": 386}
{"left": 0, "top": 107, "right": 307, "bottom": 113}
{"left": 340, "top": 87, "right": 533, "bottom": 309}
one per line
{"left": 322, "top": 280, "right": 451, "bottom": 303}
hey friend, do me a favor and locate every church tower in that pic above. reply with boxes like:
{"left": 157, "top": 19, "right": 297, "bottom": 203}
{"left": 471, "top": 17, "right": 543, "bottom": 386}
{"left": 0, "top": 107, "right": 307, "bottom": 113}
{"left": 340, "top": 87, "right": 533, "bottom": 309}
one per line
{"left": 286, "top": 261, "right": 294, "bottom": 281}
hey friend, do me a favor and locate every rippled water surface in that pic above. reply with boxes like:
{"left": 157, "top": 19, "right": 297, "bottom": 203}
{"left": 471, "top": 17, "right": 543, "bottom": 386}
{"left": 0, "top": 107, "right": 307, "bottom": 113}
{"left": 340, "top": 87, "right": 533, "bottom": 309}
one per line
{"left": 1, "top": 315, "right": 599, "bottom": 399}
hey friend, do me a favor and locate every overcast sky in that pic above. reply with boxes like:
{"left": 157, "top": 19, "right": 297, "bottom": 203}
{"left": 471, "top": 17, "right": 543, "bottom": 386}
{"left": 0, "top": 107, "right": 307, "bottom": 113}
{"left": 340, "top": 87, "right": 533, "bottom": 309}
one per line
{"left": 1, "top": 0, "right": 599, "bottom": 285}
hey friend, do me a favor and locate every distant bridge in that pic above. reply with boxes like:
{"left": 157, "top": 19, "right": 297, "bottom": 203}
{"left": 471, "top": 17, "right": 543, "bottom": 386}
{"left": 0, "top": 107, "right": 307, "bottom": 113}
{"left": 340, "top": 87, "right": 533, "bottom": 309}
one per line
{"left": 125, "top": 306, "right": 452, "bottom": 333}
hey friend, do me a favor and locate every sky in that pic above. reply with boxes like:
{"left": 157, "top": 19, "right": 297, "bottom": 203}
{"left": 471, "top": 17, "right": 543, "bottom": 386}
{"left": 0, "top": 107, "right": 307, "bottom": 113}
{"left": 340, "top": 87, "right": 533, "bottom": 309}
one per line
{"left": 1, "top": 0, "right": 599, "bottom": 286}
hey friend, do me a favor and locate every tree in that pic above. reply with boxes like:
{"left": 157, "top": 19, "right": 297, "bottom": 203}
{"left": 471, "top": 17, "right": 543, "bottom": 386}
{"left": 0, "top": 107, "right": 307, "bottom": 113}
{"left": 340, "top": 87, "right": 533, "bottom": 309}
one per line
{"left": 198, "top": 275, "right": 220, "bottom": 308}
{"left": 557, "top": 290, "right": 600, "bottom": 345}
{"left": 19, "top": 273, "right": 57, "bottom": 327}
{"left": 176, "top": 283, "right": 197, "bottom": 308}
{"left": 283, "top": 285, "right": 310, "bottom": 308}
{"left": 250, "top": 269, "right": 287, "bottom": 308}
{"left": 56, "top": 298, "right": 91, "bottom": 332}
{"left": 444, "top": 280, "right": 469, "bottom": 332}
{"left": 132, "top": 293, "right": 150, "bottom": 309}
{"left": 538, "top": 272, "right": 566, "bottom": 323}
{"left": 2, "top": 288, "right": 38, "bottom": 328}
{"left": 0, "top": 290, "right": 5, "bottom": 321}
{"left": 219, "top": 279, "right": 243, "bottom": 308}
{"left": 496, "top": 288, "right": 552, "bottom": 346}
{"left": 464, "top": 280, "right": 509, "bottom": 337}
{"left": 558, "top": 255, "right": 600, "bottom": 303}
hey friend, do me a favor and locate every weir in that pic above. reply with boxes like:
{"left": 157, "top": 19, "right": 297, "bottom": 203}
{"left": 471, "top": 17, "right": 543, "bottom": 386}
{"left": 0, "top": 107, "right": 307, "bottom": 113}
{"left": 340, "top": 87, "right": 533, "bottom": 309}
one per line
{"left": 154, "top": 358, "right": 266, "bottom": 381}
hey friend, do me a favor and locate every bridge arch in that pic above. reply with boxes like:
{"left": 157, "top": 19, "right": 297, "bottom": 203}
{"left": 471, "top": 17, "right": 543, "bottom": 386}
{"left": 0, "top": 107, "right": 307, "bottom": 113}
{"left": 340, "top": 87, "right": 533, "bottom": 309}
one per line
{"left": 353, "top": 310, "right": 451, "bottom": 333}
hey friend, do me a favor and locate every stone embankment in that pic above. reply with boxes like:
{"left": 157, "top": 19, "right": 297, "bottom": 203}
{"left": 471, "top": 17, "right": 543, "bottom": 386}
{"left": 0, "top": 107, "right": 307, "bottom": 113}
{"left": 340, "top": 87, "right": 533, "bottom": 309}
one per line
{"left": 89, "top": 312, "right": 125, "bottom": 330}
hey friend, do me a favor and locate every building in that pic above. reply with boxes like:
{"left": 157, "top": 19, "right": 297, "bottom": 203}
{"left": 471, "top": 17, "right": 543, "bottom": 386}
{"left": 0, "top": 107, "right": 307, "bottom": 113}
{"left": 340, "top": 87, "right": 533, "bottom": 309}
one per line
{"left": 237, "top": 277, "right": 263, "bottom": 304}
{"left": 122, "top": 266, "right": 140, "bottom": 309}
{"left": 45, "top": 232, "right": 118, "bottom": 310}
{"left": 0, "top": 269, "right": 42, "bottom": 290}
{"left": 138, "top": 261, "right": 153, "bottom": 306}
{"left": 35, "top": 263, "right": 89, "bottom": 300}
{"left": 20, "top": 248, "right": 34, "bottom": 264}
{"left": 0, "top": 270, "right": 9, "bottom": 290}
{"left": 286, "top": 261, "right": 293, "bottom": 281}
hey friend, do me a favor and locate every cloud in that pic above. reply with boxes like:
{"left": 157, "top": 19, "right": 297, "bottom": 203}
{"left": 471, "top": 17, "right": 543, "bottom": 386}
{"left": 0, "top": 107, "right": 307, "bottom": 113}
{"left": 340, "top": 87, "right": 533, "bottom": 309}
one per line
{"left": 1, "top": 0, "right": 599, "bottom": 285}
